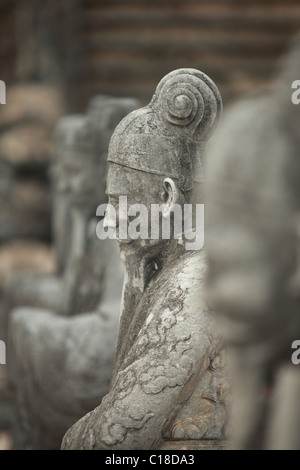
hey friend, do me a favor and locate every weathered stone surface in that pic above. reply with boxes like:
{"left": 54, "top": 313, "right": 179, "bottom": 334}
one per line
{"left": 0, "top": 241, "right": 56, "bottom": 431}
{"left": 51, "top": 95, "right": 139, "bottom": 274}
{"left": 205, "top": 36, "right": 300, "bottom": 449}
{"left": 62, "top": 69, "right": 229, "bottom": 450}
{"left": 7, "top": 96, "right": 139, "bottom": 449}
{"left": 160, "top": 439, "right": 228, "bottom": 450}
{"left": 8, "top": 96, "right": 139, "bottom": 313}
{"left": 9, "top": 232, "right": 123, "bottom": 450}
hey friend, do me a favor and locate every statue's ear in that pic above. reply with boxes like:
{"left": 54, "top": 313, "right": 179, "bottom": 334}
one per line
{"left": 162, "top": 178, "right": 179, "bottom": 218}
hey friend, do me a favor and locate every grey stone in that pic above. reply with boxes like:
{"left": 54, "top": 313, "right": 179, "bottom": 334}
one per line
{"left": 9, "top": 232, "right": 123, "bottom": 450}
{"left": 9, "top": 96, "right": 139, "bottom": 315}
{"left": 205, "top": 36, "right": 300, "bottom": 449}
{"left": 62, "top": 69, "right": 229, "bottom": 450}
{"left": 7, "top": 96, "right": 139, "bottom": 449}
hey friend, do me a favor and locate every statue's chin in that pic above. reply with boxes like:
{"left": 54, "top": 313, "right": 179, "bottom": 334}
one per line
{"left": 116, "top": 237, "right": 134, "bottom": 245}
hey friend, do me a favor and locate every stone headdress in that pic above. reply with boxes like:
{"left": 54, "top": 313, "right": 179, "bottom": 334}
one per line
{"left": 108, "top": 69, "right": 222, "bottom": 192}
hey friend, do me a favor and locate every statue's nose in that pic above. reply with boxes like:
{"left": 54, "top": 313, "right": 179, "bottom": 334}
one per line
{"left": 103, "top": 205, "right": 117, "bottom": 229}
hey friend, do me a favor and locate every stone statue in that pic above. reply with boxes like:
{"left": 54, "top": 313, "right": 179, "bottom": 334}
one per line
{"left": 205, "top": 36, "right": 300, "bottom": 449}
{"left": 62, "top": 68, "right": 230, "bottom": 451}
{"left": 7, "top": 96, "right": 139, "bottom": 449}
{"left": 9, "top": 95, "right": 139, "bottom": 317}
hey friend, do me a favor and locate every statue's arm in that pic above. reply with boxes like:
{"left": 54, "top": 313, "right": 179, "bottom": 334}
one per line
{"left": 62, "top": 320, "right": 212, "bottom": 450}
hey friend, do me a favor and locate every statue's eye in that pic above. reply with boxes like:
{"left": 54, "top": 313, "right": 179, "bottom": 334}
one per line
{"left": 144, "top": 259, "right": 160, "bottom": 287}
{"left": 149, "top": 259, "right": 159, "bottom": 274}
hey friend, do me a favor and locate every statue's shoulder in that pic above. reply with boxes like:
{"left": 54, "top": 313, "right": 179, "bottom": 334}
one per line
{"left": 147, "top": 249, "right": 210, "bottom": 320}
{"left": 129, "top": 250, "right": 216, "bottom": 367}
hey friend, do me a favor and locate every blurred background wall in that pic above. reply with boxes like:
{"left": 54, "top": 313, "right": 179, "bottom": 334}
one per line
{"left": 77, "top": 0, "right": 300, "bottom": 106}
{"left": 2, "top": 0, "right": 300, "bottom": 111}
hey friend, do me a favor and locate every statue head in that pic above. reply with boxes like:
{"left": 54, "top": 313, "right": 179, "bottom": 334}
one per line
{"left": 104, "top": 69, "right": 222, "bottom": 252}
{"left": 52, "top": 96, "right": 140, "bottom": 207}
{"left": 51, "top": 96, "right": 139, "bottom": 270}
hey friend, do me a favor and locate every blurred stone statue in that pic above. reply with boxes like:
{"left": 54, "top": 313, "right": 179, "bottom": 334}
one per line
{"left": 205, "top": 35, "right": 300, "bottom": 449}
{"left": 62, "top": 68, "right": 230, "bottom": 451}
{"left": 0, "top": 84, "right": 66, "bottom": 435}
{"left": 7, "top": 96, "right": 139, "bottom": 449}
{"left": 8, "top": 95, "right": 139, "bottom": 317}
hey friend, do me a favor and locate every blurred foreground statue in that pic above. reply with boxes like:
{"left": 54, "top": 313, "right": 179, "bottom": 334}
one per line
{"left": 205, "top": 36, "right": 300, "bottom": 449}
{"left": 62, "top": 69, "right": 230, "bottom": 450}
{"left": 7, "top": 96, "right": 139, "bottom": 449}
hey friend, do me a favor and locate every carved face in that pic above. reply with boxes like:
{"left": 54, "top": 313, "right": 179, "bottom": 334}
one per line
{"left": 104, "top": 162, "right": 165, "bottom": 246}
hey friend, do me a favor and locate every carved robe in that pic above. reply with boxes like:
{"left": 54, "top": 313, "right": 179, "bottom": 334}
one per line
{"left": 62, "top": 249, "right": 229, "bottom": 450}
